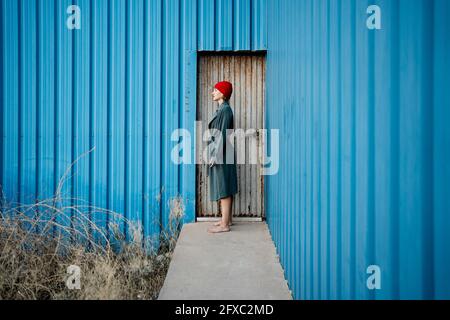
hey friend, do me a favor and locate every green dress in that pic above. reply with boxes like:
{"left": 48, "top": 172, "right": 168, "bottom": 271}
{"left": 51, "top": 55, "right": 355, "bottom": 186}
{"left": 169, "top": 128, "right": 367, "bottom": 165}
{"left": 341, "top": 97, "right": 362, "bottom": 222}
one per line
{"left": 207, "top": 101, "right": 238, "bottom": 201}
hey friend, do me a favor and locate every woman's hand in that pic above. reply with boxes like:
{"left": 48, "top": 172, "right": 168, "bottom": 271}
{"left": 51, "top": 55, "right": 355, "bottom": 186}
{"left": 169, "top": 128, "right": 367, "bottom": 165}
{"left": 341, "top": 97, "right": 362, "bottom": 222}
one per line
{"left": 209, "top": 156, "right": 217, "bottom": 168}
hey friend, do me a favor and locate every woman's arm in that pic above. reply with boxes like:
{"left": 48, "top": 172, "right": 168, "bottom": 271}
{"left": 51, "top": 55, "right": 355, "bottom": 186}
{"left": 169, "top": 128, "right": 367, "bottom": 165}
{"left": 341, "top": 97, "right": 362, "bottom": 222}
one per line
{"left": 208, "top": 109, "right": 233, "bottom": 167}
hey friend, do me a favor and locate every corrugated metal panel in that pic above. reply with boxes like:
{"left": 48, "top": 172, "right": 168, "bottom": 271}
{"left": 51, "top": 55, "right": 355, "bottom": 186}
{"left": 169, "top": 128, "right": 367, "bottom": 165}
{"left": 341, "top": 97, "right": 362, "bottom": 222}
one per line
{"left": 0, "top": 0, "right": 266, "bottom": 240}
{"left": 196, "top": 54, "right": 265, "bottom": 218}
{"left": 197, "top": 0, "right": 267, "bottom": 51}
{"left": 265, "top": 0, "right": 450, "bottom": 300}
{"left": 433, "top": 0, "right": 450, "bottom": 299}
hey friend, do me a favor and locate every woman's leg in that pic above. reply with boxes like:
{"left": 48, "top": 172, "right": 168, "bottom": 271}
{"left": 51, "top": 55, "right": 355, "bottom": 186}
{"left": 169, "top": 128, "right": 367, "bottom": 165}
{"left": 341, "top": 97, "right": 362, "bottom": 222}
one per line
{"left": 220, "top": 196, "right": 232, "bottom": 226}
{"left": 208, "top": 196, "right": 232, "bottom": 233}
{"left": 214, "top": 198, "right": 233, "bottom": 226}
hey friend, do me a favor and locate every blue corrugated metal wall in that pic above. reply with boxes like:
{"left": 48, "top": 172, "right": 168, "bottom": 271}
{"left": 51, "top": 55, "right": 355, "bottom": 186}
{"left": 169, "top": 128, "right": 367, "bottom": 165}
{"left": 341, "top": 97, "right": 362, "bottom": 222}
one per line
{"left": 0, "top": 0, "right": 267, "bottom": 239}
{"left": 265, "top": 0, "right": 450, "bottom": 299}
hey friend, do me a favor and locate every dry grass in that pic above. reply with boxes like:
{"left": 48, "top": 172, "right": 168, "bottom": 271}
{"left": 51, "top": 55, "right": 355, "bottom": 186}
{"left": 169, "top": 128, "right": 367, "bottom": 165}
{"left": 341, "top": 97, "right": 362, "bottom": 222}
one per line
{"left": 0, "top": 150, "right": 184, "bottom": 300}
{"left": 0, "top": 194, "right": 183, "bottom": 300}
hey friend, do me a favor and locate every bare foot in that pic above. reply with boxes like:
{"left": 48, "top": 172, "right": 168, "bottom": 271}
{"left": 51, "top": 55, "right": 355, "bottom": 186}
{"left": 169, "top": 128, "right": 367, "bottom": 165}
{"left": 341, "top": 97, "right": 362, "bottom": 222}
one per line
{"left": 213, "top": 220, "right": 233, "bottom": 227}
{"left": 207, "top": 225, "right": 231, "bottom": 233}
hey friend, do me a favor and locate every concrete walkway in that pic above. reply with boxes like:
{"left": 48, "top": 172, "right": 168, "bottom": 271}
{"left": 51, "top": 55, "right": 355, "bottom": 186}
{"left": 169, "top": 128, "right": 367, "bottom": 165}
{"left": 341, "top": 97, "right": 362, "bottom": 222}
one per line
{"left": 158, "top": 222, "right": 292, "bottom": 300}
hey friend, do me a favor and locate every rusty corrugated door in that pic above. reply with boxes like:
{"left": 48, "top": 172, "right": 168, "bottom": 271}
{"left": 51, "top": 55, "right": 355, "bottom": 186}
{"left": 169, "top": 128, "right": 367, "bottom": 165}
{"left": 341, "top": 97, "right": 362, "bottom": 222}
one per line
{"left": 196, "top": 54, "right": 265, "bottom": 218}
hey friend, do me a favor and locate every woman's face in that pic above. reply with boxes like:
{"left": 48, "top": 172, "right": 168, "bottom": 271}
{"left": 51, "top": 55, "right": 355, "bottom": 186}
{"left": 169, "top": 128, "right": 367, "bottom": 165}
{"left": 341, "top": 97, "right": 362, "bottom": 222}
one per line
{"left": 211, "top": 88, "right": 225, "bottom": 102}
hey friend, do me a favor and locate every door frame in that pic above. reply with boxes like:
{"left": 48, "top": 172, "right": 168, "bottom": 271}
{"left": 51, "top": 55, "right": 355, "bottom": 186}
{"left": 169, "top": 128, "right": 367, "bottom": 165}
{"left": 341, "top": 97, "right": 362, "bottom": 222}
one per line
{"left": 193, "top": 51, "right": 267, "bottom": 222}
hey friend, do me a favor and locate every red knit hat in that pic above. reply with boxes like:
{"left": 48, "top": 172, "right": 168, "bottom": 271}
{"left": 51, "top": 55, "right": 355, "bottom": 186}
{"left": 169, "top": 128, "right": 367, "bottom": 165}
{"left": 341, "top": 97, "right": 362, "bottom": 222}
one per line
{"left": 214, "top": 81, "right": 233, "bottom": 100}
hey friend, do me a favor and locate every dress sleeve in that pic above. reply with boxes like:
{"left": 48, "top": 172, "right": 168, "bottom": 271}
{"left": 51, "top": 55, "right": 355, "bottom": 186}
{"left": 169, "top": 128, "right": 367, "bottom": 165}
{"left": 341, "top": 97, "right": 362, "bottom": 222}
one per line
{"left": 209, "top": 109, "right": 233, "bottom": 165}
{"left": 219, "top": 109, "right": 233, "bottom": 135}
{"left": 218, "top": 110, "right": 233, "bottom": 162}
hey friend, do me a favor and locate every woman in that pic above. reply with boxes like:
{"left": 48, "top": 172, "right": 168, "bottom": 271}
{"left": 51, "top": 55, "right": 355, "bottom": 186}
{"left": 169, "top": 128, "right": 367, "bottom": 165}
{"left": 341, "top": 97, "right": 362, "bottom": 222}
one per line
{"left": 206, "top": 81, "right": 238, "bottom": 234}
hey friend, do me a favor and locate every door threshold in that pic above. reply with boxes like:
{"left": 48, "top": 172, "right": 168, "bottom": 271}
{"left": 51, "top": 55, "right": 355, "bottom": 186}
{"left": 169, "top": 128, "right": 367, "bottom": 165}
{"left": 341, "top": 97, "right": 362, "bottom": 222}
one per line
{"left": 196, "top": 217, "right": 263, "bottom": 223}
